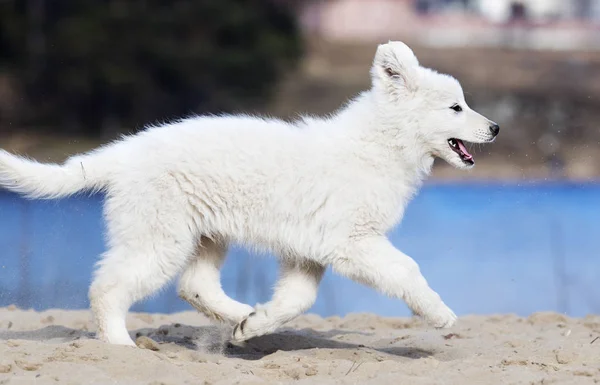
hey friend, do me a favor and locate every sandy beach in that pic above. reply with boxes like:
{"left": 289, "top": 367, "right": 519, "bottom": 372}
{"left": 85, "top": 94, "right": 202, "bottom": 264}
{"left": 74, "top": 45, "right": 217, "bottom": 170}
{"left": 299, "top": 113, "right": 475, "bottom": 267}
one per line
{"left": 0, "top": 306, "right": 598, "bottom": 384}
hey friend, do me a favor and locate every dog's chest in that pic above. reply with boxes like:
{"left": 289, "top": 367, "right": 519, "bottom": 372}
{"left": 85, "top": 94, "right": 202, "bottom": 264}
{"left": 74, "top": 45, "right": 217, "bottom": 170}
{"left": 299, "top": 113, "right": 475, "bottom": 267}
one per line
{"left": 350, "top": 175, "right": 421, "bottom": 236}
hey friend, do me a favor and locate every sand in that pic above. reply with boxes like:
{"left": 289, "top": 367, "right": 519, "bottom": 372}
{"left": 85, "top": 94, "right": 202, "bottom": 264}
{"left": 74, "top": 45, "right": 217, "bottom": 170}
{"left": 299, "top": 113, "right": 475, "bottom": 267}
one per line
{"left": 0, "top": 306, "right": 598, "bottom": 384}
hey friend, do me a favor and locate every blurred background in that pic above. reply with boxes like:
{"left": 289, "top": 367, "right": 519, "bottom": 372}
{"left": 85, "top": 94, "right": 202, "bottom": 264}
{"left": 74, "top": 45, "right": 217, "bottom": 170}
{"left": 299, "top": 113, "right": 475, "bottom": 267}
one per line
{"left": 0, "top": 0, "right": 599, "bottom": 319}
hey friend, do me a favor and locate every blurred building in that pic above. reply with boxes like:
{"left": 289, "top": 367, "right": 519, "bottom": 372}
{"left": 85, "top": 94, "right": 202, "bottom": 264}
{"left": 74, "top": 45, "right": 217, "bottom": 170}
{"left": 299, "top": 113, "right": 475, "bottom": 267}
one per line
{"left": 474, "top": 0, "right": 600, "bottom": 23}
{"left": 300, "top": 0, "right": 600, "bottom": 50}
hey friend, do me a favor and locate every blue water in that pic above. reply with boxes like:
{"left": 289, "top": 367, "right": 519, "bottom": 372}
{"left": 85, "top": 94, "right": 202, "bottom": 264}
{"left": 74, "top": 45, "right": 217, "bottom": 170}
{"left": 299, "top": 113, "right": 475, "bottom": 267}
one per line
{"left": 0, "top": 182, "right": 599, "bottom": 317}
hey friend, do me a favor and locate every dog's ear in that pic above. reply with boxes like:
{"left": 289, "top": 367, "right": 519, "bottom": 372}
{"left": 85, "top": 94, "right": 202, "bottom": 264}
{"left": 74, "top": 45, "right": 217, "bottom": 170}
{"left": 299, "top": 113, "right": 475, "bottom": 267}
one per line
{"left": 371, "top": 41, "right": 419, "bottom": 93}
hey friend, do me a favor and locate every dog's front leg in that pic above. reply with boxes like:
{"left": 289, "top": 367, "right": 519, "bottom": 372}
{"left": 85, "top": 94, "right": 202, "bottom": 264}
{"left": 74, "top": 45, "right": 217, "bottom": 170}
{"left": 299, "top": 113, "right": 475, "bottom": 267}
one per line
{"left": 331, "top": 236, "right": 457, "bottom": 328}
{"left": 231, "top": 259, "right": 325, "bottom": 342}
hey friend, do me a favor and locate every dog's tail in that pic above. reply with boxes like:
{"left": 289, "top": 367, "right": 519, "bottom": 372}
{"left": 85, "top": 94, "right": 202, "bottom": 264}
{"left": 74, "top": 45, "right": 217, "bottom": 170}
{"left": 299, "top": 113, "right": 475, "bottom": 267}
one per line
{"left": 0, "top": 149, "right": 110, "bottom": 199}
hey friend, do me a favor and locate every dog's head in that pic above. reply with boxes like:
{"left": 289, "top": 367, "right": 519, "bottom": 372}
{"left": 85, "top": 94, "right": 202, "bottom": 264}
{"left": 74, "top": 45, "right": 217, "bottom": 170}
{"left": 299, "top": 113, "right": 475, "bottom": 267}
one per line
{"left": 370, "top": 41, "right": 499, "bottom": 169}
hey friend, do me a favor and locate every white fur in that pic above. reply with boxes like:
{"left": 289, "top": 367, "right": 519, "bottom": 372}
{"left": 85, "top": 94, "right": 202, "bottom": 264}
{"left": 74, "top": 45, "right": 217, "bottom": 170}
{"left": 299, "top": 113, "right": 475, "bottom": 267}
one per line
{"left": 0, "top": 41, "right": 498, "bottom": 346}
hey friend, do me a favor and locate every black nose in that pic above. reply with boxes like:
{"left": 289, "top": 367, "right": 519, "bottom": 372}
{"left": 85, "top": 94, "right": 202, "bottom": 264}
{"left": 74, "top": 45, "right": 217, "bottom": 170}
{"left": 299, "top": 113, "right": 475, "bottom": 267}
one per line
{"left": 489, "top": 123, "right": 500, "bottom": 136}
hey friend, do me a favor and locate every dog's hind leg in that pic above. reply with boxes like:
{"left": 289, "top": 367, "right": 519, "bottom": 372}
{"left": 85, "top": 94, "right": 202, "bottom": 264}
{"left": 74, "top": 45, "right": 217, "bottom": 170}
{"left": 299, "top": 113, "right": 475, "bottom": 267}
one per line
{"left": 89, "top": 195, "right": 196, "bottom": 346}
{"left": 331, "top": 236, "right": 457, "bottom": 328}
{"left": 178, "top": 237, "right": 254, "bottom": 324}
{"left": 89, "top": 240, "right": 194, "bottom": 346}
{"left": 231, "top": 259, "right": 325, "bottom": 342}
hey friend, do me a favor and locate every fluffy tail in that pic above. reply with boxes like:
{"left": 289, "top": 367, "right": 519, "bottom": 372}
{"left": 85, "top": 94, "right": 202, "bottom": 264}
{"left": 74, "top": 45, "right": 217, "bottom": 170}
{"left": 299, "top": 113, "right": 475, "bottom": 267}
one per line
{"left": 0, "top": 150, "right": 109, "bottom": 199}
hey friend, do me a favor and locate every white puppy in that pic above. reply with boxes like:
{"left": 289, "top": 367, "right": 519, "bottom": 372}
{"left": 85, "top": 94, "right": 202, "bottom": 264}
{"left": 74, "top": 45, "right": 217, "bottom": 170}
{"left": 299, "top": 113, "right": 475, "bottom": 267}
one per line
{"left": 0, "top": 41, "right": 498, "bottom": 346}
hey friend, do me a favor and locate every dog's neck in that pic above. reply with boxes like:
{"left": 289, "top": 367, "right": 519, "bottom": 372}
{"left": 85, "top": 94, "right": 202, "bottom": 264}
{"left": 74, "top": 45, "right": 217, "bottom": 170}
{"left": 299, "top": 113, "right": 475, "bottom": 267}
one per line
{"left": 322, "top": 90, "right": 433, "bottom": 229}
{"left": 330, "top": 90, "right": 435, "bottom": 184}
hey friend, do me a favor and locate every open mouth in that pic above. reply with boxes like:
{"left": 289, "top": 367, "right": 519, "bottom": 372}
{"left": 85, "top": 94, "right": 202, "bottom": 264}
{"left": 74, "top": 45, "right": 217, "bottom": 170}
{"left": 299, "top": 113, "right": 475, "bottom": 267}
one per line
{"left": 447, "top": 138, "right": 474, "bottom": 165}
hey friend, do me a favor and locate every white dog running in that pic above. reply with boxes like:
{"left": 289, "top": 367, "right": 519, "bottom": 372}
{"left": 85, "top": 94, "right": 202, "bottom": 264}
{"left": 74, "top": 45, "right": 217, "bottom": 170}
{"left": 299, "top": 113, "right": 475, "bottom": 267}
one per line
{"left": 0, "top": 42, "right": 499, "bottom": 346}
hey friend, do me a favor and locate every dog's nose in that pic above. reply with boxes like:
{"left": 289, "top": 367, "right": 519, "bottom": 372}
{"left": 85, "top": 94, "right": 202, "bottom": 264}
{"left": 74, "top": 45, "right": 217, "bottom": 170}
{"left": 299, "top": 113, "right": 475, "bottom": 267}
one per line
{"left": 489, "top": 123, "right": 500, "bottom": 136}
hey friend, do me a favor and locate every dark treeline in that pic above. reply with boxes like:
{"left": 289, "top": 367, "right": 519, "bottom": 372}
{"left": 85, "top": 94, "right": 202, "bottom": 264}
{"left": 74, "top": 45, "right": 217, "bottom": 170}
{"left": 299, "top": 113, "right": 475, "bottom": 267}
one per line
{"left": 0, "top": 0, "right": 302, "bottom": 137}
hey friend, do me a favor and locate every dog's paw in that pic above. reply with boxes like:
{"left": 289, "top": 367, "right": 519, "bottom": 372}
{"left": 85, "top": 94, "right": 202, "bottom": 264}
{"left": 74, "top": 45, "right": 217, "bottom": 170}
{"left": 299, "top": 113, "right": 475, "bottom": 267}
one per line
{"left": 424, "top": 302, "right": 457, "bottom": 329}
{"left": 231, "top": 308, "right": 275, "bottom": 342}
{"left": 179, "top": 290, "right": 254, "bottom": 325}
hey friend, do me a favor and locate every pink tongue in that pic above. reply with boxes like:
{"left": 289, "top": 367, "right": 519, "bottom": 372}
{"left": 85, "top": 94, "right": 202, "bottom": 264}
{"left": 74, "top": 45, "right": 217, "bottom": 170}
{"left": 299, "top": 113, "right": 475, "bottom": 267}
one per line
{"left": 457, "top": 140, "right": 472, "bottom": 159}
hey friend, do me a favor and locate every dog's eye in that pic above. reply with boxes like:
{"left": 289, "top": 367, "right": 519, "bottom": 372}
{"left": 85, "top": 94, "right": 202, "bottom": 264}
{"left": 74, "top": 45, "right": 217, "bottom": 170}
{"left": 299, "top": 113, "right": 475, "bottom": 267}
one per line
{"left": 450, "top": 104, "right": 463, "bottom": 112}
